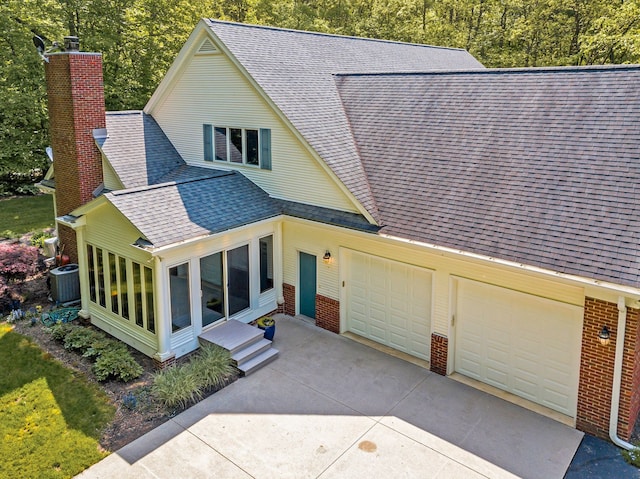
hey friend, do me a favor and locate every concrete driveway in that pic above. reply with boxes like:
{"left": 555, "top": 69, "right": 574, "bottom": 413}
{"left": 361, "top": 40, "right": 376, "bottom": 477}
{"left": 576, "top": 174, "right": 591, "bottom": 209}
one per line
{"left": 77, "top": 316, "right": 582, "bottom": 479}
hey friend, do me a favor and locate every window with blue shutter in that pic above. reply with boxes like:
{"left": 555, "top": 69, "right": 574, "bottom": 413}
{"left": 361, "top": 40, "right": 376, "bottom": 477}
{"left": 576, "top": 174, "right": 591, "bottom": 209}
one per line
{"left": 203, "top": 124, "right": 213, "bottom": 162}
{"left": 259, "top": 128, "right": 271, "bottom": 170}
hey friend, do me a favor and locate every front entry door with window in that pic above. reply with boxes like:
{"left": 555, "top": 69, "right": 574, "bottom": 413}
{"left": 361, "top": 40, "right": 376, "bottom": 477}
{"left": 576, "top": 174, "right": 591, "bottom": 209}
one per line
{"left": 299, "top": 252, "right": 317, "bottom": 318}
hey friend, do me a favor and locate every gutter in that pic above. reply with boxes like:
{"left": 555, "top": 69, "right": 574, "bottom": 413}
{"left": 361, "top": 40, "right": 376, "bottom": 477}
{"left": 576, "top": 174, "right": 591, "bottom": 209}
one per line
{"left": 378, "top": 232, "right": 640, "bottom": 300}
{"left": 610, "top": 296, "right": 634, "bottom": 450}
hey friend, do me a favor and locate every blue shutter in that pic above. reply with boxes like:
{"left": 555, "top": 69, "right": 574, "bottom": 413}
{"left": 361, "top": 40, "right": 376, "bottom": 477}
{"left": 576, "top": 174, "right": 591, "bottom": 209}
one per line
{"left": 203, "top": 124, "right": 213, "bottom": 162}
{"left": 259, "top": 128, "right": 271, "bottom": 170}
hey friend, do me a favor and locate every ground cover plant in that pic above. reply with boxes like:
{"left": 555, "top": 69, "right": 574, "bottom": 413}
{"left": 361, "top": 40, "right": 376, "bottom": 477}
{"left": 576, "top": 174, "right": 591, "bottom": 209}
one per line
{"left": 0, "top": 323, "right": 114, "bottom": 479}
{"left": 50, "top": 322, "right": 143, "bottom": 382}
{"left": 0, "top": 195, "right": 54, "bottom": 238}
{"left": 152, "top": 343, "right": 236, "bottom": 410}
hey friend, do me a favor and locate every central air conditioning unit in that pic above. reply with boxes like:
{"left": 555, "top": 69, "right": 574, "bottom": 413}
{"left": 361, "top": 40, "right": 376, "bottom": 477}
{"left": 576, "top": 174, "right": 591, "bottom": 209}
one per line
{"left": 49, "top": 264, "right": 81, "bottom": 303}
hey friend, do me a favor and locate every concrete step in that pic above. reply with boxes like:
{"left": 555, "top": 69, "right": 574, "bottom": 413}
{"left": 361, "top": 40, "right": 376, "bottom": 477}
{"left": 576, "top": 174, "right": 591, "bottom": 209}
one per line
{"left": 238, "top": 348, "right": 279, "bottom": 376}
{"left": 199, "top": 320, "right": 264, "bottom": 355}
{"left": 232, "top": 338, "right": 273, "bottom": 366}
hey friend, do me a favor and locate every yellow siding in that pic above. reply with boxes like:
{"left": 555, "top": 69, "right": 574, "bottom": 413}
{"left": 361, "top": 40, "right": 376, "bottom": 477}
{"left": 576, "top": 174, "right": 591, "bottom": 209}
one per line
{"left": 81, "top": 202, "right": 158, "bottom": 355}
{"left": 84, "top": 202, "right": 150, "bottom": 263}
{"left": 282, "top": 219, "right": 586, "bottom": 335}
{"left": 102, "top": 158, "right": 123, "bottom": 191}
{"left": 151, "top": 54, "right": 357, "bottom": 213}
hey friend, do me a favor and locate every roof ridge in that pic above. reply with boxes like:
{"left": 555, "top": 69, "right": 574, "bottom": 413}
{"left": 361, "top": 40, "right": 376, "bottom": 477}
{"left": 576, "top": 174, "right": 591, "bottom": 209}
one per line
{"left": 333, "top": 64, "right": 640, "bottom": 78}
{"left": 205, "top": 18, "right": 469, "bottom": 53}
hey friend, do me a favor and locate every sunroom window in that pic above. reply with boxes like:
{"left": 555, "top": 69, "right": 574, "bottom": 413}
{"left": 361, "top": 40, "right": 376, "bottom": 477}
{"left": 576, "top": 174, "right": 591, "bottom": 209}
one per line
{"left": 86, "top": 244, "right": 154, "bottom": 335}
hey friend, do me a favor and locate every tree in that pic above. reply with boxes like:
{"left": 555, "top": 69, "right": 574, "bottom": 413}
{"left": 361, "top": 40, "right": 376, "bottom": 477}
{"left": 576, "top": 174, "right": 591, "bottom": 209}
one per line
{"left": 1, "top": 0, "right": 639, "bottom": 197}
{"left": 0, "top": 0, "right": 65, "bottom": 194}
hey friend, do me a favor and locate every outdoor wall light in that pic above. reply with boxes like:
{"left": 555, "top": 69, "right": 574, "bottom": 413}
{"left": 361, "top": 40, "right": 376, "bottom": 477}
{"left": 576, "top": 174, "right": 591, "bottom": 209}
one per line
{"left": 323, "top": 251, "right": 332, "bottom": 264}
{"left": 598, "top": 325, "right": 611, "bottom": 346}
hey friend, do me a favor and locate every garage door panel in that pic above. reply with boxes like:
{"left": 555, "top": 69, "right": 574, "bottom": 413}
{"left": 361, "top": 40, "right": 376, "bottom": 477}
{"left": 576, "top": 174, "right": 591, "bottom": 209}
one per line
{"left": 345, "top": 250, "right": 432, "bottom": 361}
{"left": 455, "top": 279, "right": 582, "bottom": 418}
{"left": 486, "top": 368, "right": 509, "bottom": 389}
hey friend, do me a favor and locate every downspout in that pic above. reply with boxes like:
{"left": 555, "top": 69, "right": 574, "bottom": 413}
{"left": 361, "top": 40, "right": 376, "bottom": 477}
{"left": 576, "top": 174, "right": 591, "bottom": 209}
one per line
{"left": 609, "top": 296, "right": 634, "bottom": 450}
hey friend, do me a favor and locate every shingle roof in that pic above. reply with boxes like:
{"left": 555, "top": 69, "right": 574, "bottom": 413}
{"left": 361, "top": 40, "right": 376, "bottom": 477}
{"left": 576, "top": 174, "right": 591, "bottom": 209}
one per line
{"left": 277, "top": 199, "right": 380, "bottom": 233}
{"left": 105, "top": 168, "right": 280, "bottom": 248}
{"left": 205, "top": 20, "right": 484, "bottom": 222}
{"left": 102, "top": 111, "right": 184, "bottom": 188}
{"left": 103, "top": 165, "right": 377, "bottom": 248}
{"left": 335, "top": 66, "right": 640, "bottom": 288}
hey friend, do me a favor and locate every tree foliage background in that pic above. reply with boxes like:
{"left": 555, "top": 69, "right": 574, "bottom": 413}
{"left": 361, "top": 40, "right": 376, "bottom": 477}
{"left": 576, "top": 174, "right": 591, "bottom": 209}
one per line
{"left": 1, "top": 0, "right": 639, "bottom": 195}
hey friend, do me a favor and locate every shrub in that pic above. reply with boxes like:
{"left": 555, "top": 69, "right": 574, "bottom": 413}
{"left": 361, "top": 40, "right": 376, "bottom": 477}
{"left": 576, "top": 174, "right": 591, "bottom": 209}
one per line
{"left": 0, "top": 243, "right": 39, "bottom": 282}
{"left": 63, "top": 327, "right": 104, "bottom": 353}
{"left": 92, "top": 349, "right": 143, "bottom": 382}
{"left": 48, "top": 322, "right": 143, "bottom": 382}
{"left": 30, "top": 231, "right": 53, "bottom": 249}
{"left": 122, "top": 392, "right": 137, "bottom": 410}
{"left": 151, "top": 365, "right": 203, "bottom": 410}
{"left": 151, "top": 344, "right": 234, "bottom": 410}
{"left": 50, "top": 322, "right": 75, "bottom": 341}
{"left": 191, "top": 344, "right": 235, "bottom": 391}
{"left": 82, "top": 337, "right": 125, "bottom": 359}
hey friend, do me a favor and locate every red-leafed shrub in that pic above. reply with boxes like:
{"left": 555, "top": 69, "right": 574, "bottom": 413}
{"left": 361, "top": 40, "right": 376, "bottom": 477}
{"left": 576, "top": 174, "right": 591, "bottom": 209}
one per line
{"left": 0, "top": 243, "right": 39, "bottom": 283}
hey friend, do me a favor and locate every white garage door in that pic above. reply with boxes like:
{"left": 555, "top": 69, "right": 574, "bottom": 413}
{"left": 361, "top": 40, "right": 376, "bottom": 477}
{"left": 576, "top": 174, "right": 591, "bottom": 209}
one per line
{"left": 455, "top": 279, "right": 583, "bottom": 417}
{"left": 345, "top": 250, "right": 432, "bottom": 360}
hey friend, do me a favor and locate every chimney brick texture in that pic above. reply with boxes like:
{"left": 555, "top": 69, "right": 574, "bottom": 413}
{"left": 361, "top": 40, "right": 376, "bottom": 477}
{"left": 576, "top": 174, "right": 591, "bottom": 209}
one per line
{"left": 45, "top": 52, "right": 105, "bottom": 261}
{"left": 45, "top": 53, "right": 105, "bottom": 213}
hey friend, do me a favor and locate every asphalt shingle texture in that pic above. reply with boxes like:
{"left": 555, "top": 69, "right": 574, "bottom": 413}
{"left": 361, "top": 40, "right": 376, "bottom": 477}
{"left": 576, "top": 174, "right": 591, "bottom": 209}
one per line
{"left": 335, "top": 66, "right": 640, "bottom": 288}
{"left": 105, "top": 169, "right": 281, "bottom": 248}
{"left": 102, "top": 111, "right": 184, "bottom": 188}
{"left": 206, "top": 20, "right": 484, "bottom": 223}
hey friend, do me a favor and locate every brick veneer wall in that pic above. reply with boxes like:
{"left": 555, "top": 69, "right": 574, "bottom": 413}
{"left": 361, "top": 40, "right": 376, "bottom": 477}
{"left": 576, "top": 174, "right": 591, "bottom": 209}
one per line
{"left": 283, "top": 283, "right": 296, "bottom": 317}
{"left": 577, "top": 298, "right": 640, "bottom": 441}
{"left": 430, "top": 333, "right": 448, "bottom": 375}
{"left": 57, "top": 224, "right": 78, "bottom": 265}
{"left": 316, "top": 294, "right": 339, "bottom": 333}
{"left": 620, "top": 307, "right": 640, "bottom": 439}
{"left": 45, "top": 52, "right": 106, "bottom": 260}
{"left": 630, "top": 313, "right": 640, "bottom": 439}
{"left": 153, "top": 354, "right": 176, "bottom": 370}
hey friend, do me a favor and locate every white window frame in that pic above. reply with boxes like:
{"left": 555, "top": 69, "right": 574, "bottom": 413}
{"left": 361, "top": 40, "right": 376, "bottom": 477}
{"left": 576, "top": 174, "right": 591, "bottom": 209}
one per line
{"left": 215, "top": 126, "right": 261, "bottom": 167}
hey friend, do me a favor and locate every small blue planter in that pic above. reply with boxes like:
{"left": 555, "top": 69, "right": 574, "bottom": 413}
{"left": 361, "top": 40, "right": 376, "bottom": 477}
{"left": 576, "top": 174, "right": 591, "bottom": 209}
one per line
{"left": 257, "top": 317, "right": 276, "bottom": 341}
{"left": 262, "top": 324, "right": 276, "bottom": 341}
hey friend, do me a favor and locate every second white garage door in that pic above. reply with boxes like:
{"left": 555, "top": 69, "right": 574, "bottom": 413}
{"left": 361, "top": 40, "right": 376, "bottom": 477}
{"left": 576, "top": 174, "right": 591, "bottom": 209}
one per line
{"left": 455, "top": 279, "right": 583, "bottom": 417}
{"left": 344, "top": 250, "right": 432, "bottom": 360}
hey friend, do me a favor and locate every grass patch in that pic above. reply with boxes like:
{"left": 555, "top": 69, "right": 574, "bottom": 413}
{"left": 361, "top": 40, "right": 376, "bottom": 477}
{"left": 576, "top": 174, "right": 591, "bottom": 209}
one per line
{"left": 622, "top": 444, "right": 640, "bottom": 467}
{"left": 0, "top": 324, "right": 115, "bottom": 479}
{"left": 0, "top": 195, "right": 54, "bottom": 237}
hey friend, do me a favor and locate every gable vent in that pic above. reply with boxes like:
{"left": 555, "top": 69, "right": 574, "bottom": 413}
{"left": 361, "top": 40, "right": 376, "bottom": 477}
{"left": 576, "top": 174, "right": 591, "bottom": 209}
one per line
{"left": 197, "top": 39, "right": 218, "bottom": 54}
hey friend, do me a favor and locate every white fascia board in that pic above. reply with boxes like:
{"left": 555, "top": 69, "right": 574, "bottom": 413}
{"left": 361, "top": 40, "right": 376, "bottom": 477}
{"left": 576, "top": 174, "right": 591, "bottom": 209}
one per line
{"left": 148, "top": 215, "right": 285, "bottom": 257}
{"left": 56, "top": 215, "right": 86, "bottom": 228}
{"left": 143, "top": 20, "right": 377, "bottom": 226}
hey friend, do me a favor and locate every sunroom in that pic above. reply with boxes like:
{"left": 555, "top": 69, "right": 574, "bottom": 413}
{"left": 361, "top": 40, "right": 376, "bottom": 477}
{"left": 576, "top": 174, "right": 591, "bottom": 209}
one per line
{"left": 62, "top": 167, "right": 283, "bottom": 364}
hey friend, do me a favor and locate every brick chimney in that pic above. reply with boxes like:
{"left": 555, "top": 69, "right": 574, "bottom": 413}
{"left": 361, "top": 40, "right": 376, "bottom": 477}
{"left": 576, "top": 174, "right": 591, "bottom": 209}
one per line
{"left": 44, "top": 38, "right": 105, "bottom": 263}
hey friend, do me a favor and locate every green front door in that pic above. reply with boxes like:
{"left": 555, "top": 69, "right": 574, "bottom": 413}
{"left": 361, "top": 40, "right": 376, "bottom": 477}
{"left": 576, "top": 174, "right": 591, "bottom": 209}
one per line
{"left": 299, "top": 252, "right": 317, "bottom": 318}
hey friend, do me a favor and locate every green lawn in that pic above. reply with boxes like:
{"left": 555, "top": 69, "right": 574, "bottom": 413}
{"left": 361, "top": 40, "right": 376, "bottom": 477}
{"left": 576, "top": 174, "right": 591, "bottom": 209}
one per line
{"left": 0, "top": 324, "right": 115, "bottom": 479}
{"left": 0, "top": 195, "right": 55, "bottom": 237}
